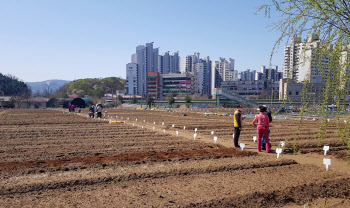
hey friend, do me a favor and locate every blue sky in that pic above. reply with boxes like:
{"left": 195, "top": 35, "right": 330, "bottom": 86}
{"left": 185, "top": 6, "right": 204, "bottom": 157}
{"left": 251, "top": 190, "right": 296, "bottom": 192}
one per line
{"left": 0, "top": 0, "right": 285, "bottom": 82}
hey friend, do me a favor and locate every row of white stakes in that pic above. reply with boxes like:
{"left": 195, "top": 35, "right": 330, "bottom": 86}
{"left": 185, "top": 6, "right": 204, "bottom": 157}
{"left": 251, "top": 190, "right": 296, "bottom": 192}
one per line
{"left": 113, "top": 115, "right": 333, "bottom": 171}
{"left": 323, "top": 145, "right": 331, "bottom": 171}
{"left": 247, "top": 135, "right": 285, "bottom": 158}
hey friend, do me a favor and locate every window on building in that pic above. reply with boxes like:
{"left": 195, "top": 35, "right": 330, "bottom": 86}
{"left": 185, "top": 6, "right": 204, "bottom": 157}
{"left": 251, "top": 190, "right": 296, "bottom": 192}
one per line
{"left": 289, "top": 91, "right": 292, "bottom": 95}
{"left": 296, "top": 91, "right": 299, "bottom": 95}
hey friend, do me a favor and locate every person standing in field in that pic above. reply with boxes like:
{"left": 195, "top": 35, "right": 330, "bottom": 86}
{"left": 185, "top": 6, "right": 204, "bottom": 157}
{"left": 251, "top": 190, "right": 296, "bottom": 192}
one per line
{"left": 262, "top": 106, "right": 272, "bottom": 150}
{"left": 96, "top": 104, "right": 102, "bottom": 118}
{"left": 89, "top": 105, "right": 95, "bottom": 118}
{"left": 252, "top": 106, "right": 271, "bottom": 152}
{"left": 233, "top": 105, "right": 243, "bottom": 148}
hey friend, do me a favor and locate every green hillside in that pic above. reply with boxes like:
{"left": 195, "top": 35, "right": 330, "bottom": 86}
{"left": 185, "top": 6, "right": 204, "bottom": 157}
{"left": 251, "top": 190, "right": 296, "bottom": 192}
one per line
{"left": 54, "top": 77, "right": 125, "bottom": 98}
{"left": 0, "top": 73, "right": 30, "bottom": 96}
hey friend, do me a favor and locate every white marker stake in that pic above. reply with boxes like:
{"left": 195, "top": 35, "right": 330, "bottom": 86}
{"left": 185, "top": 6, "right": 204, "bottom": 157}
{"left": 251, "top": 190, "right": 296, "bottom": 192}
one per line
{"left": 153, "top": 127, "right": 155, "bottom": 132}
{"left": 323, "top": 146, "right": 330, "bottom": 155}
{"left": 195, "top": 128, "right": 197, "bottom": 133}
{"left": 176, "top": 131, "right": 179, "bottom": 136}
{"left": 213, "top": 136, "right": 217, "bottom": 144}
{"left": 136, "top": 118, "right": 137, "bottom": 121}
{"left": 143, "top": 120, "right": 146, "bottom": 123}
{"left": 323, "top": 158, "right": 331, "bottom": 171}
{"left": 327, "top": 118, "right": 330, "bottom": 122}
{"left": 162, "top": 122, "right": 164, "bottom": 126}
{"left": 345, "top": 120, "right": 347, "bottom": 123}
{"left": 194, "top": 133, "right": 197, "bottom": 140}
{"left": 253, "top": 136, "right": 257, "bottom": 142}
{"left": 276, "top": 148, "right": 282, "bottom": 158}
{"left": 240, "top": 143, "right": 245, "bottom": 151}
{"left": 172, "top": 124, "right": 175, "bottom": 128}
{"left": 163, "top": 129, "right": 165, "bottom": 134}
{"left": 313, "top": 118, "right": 316, "bottom": 121}
{"left": 154, "top": 122, "right": 156, "bottom": 124}
{"left": 133, "top": 123, "right": 135, "bottom": 127}
{"left": 232, "top": 133, "right": 235, "bottom": 138}
{"left": 281, "top": 141, "right": 285, "bottom": 147}
{"left": 183, "top": 126, "right": 186, "bottom": 130}
{"left": 274, "top": 116, "right": 276, "bottom": 119}
{"left": 142, "top": 126, "right": 144, "bottom": 129}
{"left": 211, "top": 131, "right": 214, "bottom": 135}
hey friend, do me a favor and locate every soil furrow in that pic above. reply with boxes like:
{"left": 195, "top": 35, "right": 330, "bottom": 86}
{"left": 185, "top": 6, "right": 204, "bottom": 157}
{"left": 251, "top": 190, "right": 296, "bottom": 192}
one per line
{"left": 0, "top": 159, "right": 296, "bottom": 196}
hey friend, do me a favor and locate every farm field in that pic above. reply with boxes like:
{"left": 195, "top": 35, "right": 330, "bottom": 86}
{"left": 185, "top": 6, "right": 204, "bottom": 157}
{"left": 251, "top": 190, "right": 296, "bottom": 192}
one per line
{"left": 1, "top": 108, "right": 350, "bottom": 207}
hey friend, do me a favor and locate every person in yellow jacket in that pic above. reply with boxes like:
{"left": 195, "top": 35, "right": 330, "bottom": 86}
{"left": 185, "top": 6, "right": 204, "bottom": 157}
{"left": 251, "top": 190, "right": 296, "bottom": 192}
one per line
{"left": 233, "top": 105, "right": 243, "bottom": 148}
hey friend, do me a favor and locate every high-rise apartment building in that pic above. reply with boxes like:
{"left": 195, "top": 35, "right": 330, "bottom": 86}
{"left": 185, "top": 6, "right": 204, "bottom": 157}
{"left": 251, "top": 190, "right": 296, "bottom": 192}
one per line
{"left": 158, "top": 51, "right": 180, "bottom": 74}
{"left": 257, "top": 65, "right": 283, "bottom": 82}
{"left": 180, "top": 53, "right": 200, "bottom": 73}
{"left": 126, "top": 42, "right": 159, "bottom": 96}
{"left": 169, "top": 52, "right": 180, "bottom": 73}
{"left": 126, "top": 63, "right": 138, "bottom": 95}
{"left": 153, "top": 47, "right": 159, "bottom": 73}
{"left": 240, "top": 69, "right": 256, "bottom": 81}
{"left": 193, "top": 56, "right": 211, "bottom": 95}
{"left": 158, "top": 51, "right": 170, "bottom": 74}
{"left": 283, "top": 34, "right": 331, "bottom": 83}
{"left": 211, "top": 58, "right": 235, "bottom": 90}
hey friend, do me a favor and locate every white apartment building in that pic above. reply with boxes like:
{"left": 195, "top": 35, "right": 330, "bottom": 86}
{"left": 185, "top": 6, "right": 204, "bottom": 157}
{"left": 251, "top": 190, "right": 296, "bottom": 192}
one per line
{"left": 283, "top": 34, "right": 331, "bottom": 83}
{"left": 126, "top": 63, "right": 138, "bottom": 95}
{"left": 211, "top": 57, "right": 235, "bottom": 90}
{"left": 193, "top": 56, "right": 211, "bottom": 95}
{"left": 180, "top": 53, "right": 200, "bottom": 73}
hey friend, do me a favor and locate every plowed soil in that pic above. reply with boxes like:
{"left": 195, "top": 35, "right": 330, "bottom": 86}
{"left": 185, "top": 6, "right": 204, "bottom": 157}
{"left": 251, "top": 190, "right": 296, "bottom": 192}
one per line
{"left": 1, "top": 108, "right": 350, "bottom": 207}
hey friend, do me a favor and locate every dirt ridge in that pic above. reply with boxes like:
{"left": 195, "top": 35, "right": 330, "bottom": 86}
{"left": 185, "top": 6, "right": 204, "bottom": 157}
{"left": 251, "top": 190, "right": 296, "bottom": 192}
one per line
{"left": 0, "top": 148, "right": 252, "bottom": 172}
{"left": 186, "top": 176, "right": 350, "bottom": 208}
{"left": 0, "top": 159, "right": 297, "bottom": 196}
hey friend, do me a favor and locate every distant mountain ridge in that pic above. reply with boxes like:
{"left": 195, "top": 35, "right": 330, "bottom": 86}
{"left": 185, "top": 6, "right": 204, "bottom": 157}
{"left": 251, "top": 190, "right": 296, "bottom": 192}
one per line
{"left": 26, "top": 80, "right": 71, "bottom": 94}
